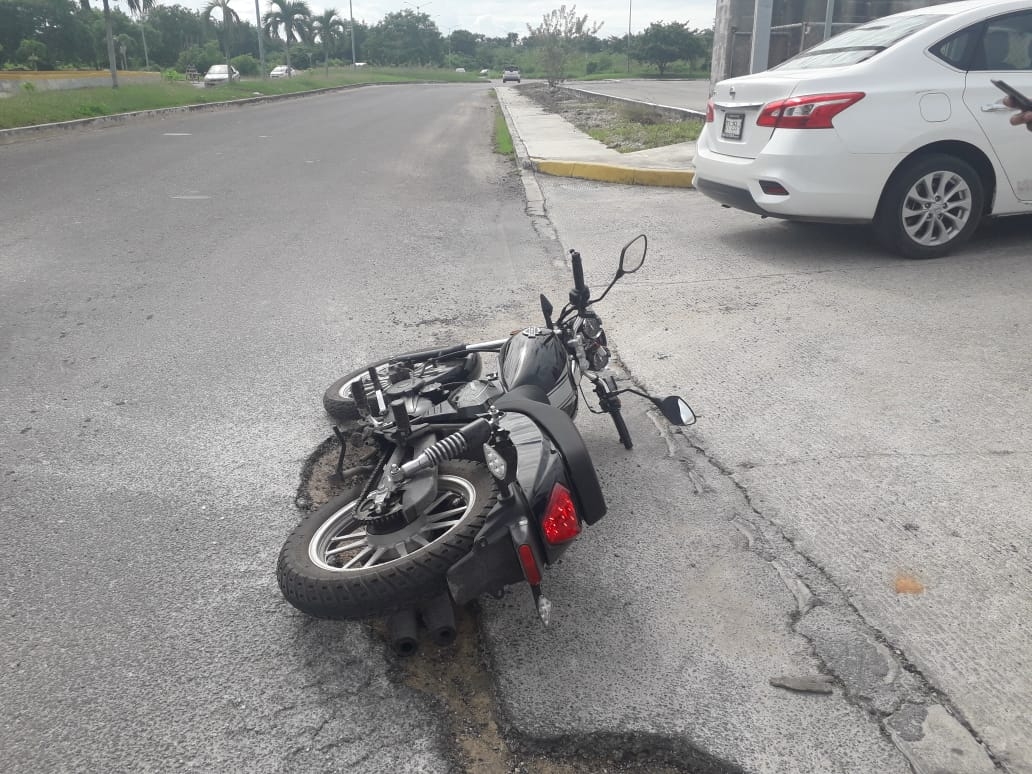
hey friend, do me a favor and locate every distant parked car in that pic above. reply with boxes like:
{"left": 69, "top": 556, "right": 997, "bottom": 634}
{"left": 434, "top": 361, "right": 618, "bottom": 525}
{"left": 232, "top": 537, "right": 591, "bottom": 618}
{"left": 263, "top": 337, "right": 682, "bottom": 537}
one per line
{"left": 455, "top": 67, "right": 466, "bottom": 73}
{"left": 479, "top": 68, "right": 490, "bottom": 76}
{"left": 270, "top": 65, "right": 296, "bottom": 79}
{"left": 203, "top": 64, "right": 240, "bottom": 86}
{"left": 502, "top": 66, "right": 521, "bottom": 83}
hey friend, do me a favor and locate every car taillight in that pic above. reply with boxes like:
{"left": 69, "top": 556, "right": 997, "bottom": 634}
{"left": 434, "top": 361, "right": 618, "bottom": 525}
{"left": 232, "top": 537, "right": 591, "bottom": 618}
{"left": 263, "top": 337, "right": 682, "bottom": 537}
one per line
{"left": 705, "top": 99, "right": 715, "bottom": 123}
{"left": 756, "top": 92, "right": 865, "bottom": 129}
{"left": 542, "top": 483, "right": 581, "bottom": 545}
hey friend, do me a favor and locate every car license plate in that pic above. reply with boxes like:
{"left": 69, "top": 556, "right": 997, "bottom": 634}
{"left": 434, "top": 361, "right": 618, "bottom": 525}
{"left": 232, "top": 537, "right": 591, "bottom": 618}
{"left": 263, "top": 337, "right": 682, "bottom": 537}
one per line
{"left": 721, "top": 112, "right": 745, "bottom": 140}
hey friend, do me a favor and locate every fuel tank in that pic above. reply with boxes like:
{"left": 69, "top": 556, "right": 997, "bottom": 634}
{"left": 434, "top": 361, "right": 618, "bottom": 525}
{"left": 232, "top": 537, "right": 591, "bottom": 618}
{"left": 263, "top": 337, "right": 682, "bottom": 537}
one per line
{"left": 498, "top": 327, "right": 577, "bottom": 416}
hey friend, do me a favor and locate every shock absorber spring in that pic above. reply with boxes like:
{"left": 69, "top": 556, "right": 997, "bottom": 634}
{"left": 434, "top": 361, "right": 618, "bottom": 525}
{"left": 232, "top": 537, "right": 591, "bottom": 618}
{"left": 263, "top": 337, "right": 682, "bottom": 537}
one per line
{"left": 393, "top": 419, "right": 492, "bottom": 481}
{"left": 421, "top": 432, "right": 469, "bottom": 467}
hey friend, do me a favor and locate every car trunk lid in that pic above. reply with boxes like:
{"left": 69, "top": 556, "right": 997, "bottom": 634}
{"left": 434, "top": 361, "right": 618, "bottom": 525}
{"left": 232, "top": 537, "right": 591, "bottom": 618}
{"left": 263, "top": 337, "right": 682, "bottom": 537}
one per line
{"left": 708, "top": 73, "right": 804, "bottom": 159}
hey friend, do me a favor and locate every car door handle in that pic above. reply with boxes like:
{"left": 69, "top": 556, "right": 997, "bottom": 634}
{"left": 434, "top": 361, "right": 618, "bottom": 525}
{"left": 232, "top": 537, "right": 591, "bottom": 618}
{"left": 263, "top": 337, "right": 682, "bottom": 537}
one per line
{"left": 981, "top": 102, "right": 1013, "bottom": 113}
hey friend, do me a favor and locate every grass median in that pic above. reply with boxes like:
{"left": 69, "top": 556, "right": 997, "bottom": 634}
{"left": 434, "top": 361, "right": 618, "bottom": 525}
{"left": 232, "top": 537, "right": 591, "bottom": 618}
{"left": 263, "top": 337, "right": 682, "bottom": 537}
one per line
{"left": 0, "top": 68, "right": 485, "bottom": 131}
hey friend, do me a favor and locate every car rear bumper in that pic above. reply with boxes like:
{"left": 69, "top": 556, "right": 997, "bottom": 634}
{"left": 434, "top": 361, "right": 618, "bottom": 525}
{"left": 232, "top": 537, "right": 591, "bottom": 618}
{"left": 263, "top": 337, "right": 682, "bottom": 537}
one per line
{"left": 693, "top": 128, "right": 901, "bottom": 223}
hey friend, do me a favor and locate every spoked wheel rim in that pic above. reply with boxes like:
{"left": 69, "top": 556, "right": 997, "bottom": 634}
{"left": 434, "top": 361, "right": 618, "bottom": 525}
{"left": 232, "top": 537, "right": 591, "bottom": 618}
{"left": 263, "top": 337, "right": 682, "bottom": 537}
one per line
{"left": 901, "top": 170, "right": 973, "bottom": 247}
{"left": 308, "top": 475, "right": 477, "bottom": 572}
{"left": 334, "top": 360, "right": 462, "bottom": 401}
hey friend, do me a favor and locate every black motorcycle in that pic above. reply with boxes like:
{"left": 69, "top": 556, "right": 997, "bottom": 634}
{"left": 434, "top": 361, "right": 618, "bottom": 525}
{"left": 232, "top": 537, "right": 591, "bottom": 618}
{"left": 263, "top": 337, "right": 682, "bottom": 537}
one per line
{"left": 277, "top": 235, "right": 695, "bottom": 653}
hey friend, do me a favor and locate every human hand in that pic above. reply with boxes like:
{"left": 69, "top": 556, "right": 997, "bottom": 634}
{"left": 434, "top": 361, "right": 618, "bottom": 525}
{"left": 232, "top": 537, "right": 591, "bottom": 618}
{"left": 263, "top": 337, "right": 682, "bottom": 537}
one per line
{"left": 1003, "top": 96, "right": 1032, "bottom": 127}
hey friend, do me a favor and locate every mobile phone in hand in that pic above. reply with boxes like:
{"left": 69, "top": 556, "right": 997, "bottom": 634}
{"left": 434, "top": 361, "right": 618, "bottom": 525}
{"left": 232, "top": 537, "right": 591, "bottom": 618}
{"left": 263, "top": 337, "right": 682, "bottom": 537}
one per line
{"left": 991, "top": 79, "right": 1032, "bottom": 111}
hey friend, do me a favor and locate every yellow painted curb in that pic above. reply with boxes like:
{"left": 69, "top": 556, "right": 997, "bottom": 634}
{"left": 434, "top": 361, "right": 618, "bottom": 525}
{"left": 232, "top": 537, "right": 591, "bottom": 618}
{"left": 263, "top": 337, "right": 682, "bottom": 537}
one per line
{"left": 535, "top": 160, "right": 695, "bottom": 188}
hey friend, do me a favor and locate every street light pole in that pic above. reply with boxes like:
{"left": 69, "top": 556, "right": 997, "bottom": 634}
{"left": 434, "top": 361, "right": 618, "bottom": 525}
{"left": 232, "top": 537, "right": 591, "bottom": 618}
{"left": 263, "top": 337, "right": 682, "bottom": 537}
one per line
{"left": 349, "top": 0, "right": 357, "bottom": 66}
{"left": 254, "top": 0, "right": 266, "bottom": 77}
{"left": 626, "top": 0, "right": 632, "bottom": 73}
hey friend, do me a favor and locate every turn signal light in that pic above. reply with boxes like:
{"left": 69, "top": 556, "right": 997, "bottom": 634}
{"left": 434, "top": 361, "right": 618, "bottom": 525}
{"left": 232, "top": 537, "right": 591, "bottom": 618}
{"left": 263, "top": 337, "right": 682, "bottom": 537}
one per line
{"left": 542, "top": 483, "right": 581, "bottom": 545}
{"left": 756, "top": 92, "right": 865, "bottom": 129}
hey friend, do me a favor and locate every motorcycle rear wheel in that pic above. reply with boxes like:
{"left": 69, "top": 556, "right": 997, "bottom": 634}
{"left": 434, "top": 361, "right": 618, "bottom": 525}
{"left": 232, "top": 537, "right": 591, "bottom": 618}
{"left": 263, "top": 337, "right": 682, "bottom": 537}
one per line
{"left": 277, "top": 460, "right": 497, "bottom": 619}
{"left": 322, "top": 353, "right": 481, "bottom": 422}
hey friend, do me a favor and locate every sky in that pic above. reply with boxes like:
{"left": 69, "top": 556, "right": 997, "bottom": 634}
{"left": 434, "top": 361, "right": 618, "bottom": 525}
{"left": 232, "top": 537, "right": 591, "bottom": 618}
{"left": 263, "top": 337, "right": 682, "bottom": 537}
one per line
{"left": 173, "top": 1, "right": 719, "bottom": 39}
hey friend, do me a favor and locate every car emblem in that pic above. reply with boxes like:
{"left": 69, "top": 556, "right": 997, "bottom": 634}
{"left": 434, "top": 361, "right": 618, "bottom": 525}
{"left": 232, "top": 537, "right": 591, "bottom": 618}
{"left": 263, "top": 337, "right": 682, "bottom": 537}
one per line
{"left": 729, "top": 85, "right": 736, "bottom": 98}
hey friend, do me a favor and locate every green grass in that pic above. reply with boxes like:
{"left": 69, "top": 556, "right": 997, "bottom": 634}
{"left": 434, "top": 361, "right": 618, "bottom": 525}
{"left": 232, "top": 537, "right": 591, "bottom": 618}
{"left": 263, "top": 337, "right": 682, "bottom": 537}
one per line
{"left": 491, "top": 92, "right": 514, "bottom": 157}
{"left": 586, "top": 103, "right": 703, "bottom": 152}
{"left": 0, "top": 67, "right": 486, "bottom": 130}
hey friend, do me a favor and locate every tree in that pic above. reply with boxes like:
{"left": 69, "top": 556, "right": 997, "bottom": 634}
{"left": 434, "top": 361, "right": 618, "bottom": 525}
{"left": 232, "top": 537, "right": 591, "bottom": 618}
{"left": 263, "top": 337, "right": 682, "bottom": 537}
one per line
{"left": 17, "top": 39, "right": 47, "bottom": 70}
{"left": 312, "top": 7, "right": 343, "bottom": 74}
{"left": 101, "top": 0, "right": 153, "bottom": 87}
{"left": 204, "top": 0, "right": 240, "bottom": 79}
{"left": 133, "top": 6, "right": 151, "bottom": 69}
{"left": 634, "top": 21, "right": 696, "bottom": 76}
{"left": 526, "top": 5, "right": 601, "bottom": 87}
{"left": 263, "top": 0, "right": 310, "bottom": 71}
{"left": 364, "top": 9, "right": 441, "bottom": 67}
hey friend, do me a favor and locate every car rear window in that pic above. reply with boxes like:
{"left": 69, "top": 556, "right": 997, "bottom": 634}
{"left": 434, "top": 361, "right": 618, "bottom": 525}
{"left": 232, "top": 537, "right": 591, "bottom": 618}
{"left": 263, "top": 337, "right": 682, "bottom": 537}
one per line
{"left": 773, "top": 13, "right": 948, "bottom": 70}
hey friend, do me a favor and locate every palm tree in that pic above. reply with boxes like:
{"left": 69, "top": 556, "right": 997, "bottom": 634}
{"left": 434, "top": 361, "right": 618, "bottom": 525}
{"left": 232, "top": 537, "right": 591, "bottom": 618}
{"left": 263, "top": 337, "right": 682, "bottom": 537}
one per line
{"left": 312, "top": 8, "right": 344, "bottom": 75}
{"left": 263, "top": 0, "right": 311, "bottom": 72}
{"left": 204, "top": 0, "right": 241, "bottom": 81}
{"left": 100, "top": 0, "right": 152, "bottom": 88}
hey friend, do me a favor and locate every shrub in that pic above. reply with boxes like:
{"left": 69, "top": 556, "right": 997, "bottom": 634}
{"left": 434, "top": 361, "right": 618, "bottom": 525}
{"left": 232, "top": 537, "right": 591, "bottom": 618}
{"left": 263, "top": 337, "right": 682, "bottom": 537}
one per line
{"left": 231, "top": 54, "right": 259, "bottom": 76}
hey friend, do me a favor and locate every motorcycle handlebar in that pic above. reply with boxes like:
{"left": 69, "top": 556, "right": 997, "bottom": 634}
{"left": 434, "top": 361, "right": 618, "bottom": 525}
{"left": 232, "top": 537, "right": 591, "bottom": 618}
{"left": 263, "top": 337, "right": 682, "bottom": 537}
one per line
{"left": 570, "top": 250, "right": 586, "bottom": 291}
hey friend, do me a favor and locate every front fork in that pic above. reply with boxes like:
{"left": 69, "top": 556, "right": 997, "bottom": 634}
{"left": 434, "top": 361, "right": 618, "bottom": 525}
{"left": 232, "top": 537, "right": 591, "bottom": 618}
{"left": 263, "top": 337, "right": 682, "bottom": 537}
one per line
{"left": 593, "top": 373, "right": 633, "bottom": 449}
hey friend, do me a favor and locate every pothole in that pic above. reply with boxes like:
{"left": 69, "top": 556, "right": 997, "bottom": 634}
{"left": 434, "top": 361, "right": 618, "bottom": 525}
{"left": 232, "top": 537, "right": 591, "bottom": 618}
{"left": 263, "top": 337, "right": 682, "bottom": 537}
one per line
{"left": 294, "top": 435, "right": 706, "bottom": 774}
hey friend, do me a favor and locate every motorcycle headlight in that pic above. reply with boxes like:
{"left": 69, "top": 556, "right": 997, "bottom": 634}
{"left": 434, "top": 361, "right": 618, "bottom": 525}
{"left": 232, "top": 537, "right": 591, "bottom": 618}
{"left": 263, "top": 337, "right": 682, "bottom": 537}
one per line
{"left": 580, "top": 316, "right": 603, "bottom": 340}
{"left": 588, "top": 344, "right": 610, "bottom": 371}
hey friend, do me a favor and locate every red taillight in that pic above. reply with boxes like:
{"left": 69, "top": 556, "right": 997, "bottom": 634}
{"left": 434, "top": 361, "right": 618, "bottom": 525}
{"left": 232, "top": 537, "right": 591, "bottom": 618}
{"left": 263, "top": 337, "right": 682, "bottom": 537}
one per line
{"left": 517, "top": 543, "right": 542, "bottom": 585}
{"left": 542, "top": 483, "right": 581, "bottom": 545}
{"left": 705, "top": 98, "right": 715, "bottom": 123}
{"left": 756, "top": 92, "right": 865, "bottom": 129}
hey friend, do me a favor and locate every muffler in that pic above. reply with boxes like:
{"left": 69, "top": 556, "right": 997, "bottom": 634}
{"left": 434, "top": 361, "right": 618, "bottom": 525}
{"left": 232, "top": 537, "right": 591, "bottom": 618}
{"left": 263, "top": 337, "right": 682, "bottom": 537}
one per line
{"left": 385, "top": 608, "right": 419, "bottom": 656}
{"left": 419, "top": 593, "right": 457, "bottom": 647}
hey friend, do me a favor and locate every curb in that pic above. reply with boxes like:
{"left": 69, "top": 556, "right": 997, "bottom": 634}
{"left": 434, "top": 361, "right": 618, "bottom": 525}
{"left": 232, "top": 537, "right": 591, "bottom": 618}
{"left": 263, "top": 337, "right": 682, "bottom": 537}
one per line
{"left": 494, "top": 84, "right": 697, "bottom": 190}
{"left": 560, "top": 84, "right": 708, "bottom": 122}
{"left": 533, "top": 159, "right": 695, "bottom": 188}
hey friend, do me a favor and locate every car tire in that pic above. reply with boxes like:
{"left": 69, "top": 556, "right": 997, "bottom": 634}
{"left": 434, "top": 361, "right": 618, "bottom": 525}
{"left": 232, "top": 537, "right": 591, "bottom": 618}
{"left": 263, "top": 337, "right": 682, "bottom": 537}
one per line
{"left": 874, "top": 153, "right": 984, "bottom": 259}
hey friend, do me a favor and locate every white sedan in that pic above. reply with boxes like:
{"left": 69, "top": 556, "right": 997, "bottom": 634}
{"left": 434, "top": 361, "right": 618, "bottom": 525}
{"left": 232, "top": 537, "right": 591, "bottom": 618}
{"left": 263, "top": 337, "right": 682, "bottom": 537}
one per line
{"left": 693, "top": 0, "right": 1032, "bottom": 258}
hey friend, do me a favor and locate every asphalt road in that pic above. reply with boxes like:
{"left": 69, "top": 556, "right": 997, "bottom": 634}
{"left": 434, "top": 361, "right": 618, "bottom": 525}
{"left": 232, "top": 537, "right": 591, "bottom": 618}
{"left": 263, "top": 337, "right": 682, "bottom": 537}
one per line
{"left": 0, "top": 83, "right": 562, "bottom": 773}
{"left": 3, "top": 82, "right": 1031, "bottom": 774}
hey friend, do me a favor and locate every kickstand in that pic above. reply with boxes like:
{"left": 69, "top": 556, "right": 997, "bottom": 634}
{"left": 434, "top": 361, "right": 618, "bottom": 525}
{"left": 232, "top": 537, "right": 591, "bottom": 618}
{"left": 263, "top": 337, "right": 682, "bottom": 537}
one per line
{"left": 329, "top": 425, "right": 348, "bottom": 486}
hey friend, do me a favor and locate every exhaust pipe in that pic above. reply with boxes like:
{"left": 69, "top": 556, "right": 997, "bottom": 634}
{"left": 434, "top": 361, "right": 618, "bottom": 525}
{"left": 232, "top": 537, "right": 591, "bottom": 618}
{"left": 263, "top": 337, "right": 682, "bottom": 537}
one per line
{"left": 419, "top": 593, "right": 457, "bottom": 647}
{"left": 386, "top": 608, "right": 419, "bottom": 656}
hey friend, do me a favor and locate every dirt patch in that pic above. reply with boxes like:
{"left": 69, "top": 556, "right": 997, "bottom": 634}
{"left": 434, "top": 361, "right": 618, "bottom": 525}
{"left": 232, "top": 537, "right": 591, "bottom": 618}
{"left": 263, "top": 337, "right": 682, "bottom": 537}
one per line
{"left": 519, "top": 82, "right": 625, "bottom": 132}
{"left": 294, "top": 436, "right": 693, "bottom": 774}
{"left": 515, "top": 82, "right": 702, "bottom": 152}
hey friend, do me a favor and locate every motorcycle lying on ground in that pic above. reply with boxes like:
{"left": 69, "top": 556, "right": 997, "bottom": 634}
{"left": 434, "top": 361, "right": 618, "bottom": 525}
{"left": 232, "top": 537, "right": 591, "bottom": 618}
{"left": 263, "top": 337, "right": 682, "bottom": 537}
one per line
{"left": 277, "top": 235, "right": 696, "bottom": 654}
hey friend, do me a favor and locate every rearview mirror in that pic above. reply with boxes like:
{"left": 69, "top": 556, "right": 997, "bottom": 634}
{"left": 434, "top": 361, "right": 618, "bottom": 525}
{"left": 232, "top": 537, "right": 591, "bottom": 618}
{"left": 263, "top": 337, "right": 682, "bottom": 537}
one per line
{"left": 619, "top": 234, "right": 647, "bottom": 274}
{"left": 658, "top": 396, "right": 696, "bottom": 426}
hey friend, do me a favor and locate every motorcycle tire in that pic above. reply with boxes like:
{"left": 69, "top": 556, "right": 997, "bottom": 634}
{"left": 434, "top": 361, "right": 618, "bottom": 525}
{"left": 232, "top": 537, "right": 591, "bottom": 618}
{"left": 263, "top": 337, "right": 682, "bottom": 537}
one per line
{"left": 322, "top": 353, "right": 482, "bottom": 422}
{"left": 277, "top": 460, "right": 498, "bottom": 620}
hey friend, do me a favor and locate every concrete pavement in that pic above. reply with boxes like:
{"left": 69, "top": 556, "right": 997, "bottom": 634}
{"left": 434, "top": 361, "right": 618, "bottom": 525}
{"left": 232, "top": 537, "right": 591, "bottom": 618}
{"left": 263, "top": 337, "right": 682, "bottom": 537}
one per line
{"left": 495, "top": 80, "right": 704, "bottom": 188}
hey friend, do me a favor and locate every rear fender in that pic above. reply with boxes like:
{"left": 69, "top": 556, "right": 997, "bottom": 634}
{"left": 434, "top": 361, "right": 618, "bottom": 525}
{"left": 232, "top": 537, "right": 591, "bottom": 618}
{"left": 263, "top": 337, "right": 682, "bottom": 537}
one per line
{"left": 492, "top": 394, "right": 606, "bottom": 526}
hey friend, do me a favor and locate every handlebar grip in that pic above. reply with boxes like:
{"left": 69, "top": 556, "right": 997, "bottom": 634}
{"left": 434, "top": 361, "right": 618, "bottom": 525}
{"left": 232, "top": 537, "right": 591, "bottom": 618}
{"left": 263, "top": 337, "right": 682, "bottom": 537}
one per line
{"left": 570, "top": 250, "right": 586, "bottom": 291}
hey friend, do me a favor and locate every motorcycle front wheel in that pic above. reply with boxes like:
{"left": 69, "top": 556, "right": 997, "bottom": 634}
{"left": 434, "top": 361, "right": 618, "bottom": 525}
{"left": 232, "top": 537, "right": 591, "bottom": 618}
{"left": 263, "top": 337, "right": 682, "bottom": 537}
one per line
{"left": 277, "top": 460, "right": 498, "bottom": 619}
{"left": 322, "top": 353, "right": 482, "bottom": 421}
